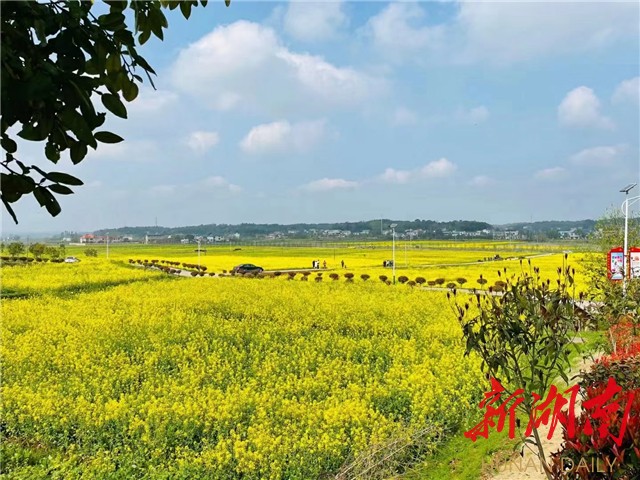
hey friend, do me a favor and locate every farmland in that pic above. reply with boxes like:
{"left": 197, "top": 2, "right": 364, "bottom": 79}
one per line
{"left": 1, "top": 242, "right": 590, "bottom": 478}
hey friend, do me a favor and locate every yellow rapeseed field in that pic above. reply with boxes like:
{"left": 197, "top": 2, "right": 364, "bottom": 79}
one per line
{"left": 1, "top": 245, "right": 588, "bottom": 478}
{"left": 2, "top": 260, "right": 484, "bottom": 479}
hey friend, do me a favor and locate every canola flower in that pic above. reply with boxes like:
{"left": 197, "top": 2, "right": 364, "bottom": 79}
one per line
{"left": 1, "top": 263, "right": 484, "bottom": 479}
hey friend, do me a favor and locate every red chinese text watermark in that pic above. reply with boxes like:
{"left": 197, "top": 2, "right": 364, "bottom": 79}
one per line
{"left": 465, "top": 377, "right": 635, "bottom": 446}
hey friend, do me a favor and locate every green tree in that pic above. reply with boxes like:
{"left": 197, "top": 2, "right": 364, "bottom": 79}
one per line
{"left": 85, "top": 248, "right": 98, "bottom": 257}
{"left": 451, "top": 260, "right": 581, "bottom": 479}
{"left": 1, "top": 0, "right": 229, "bottom": 223}
{"left": 45, "top": 245, "right": 61, "bottom": 259}
{"left": 28, "top": 242, "right": 46, "bottom": 258}
{"left": 7, "top": 242, "right": 25, "bottom": 258}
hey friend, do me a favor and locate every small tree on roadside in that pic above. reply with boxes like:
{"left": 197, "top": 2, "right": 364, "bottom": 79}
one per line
{"left": 398, "top": 275, "right": 409, "bottom": 284}
{"left": 379, "top": 275, "right": 388, "bottom": 283}
{"left": 360, "top": 274, "right": 370, "bottom": 281}
{"left": 28, "top": 242, "right": 46, "bottom": 259}
{"left": 450, "top": 260, "right": 580, "bottom": 480}
{"left": 7, "top": 242, "right": 24, "bottom": 258}
{"left": 456, "top": 277, "right": 467, "bottom": 287}
{"left": 415, "top": 277, "right": 426, "bottom": 286}
{"left": 434, "top": 278, "right": 445, "bottom": 286}
{"left": 85, "top": 248, "right": 98, "bottom": 257}
{"left": 45, "top": 246, "right": 61, "bottom": 259}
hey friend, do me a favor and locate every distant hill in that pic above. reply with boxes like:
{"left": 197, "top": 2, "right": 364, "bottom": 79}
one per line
{"left": 85, "top": 218, "right": 597, "bottom": 242}
{"left": 92, "top": 219, "right": 494, "bottom": 239}
{"left": 497, "top": 219, "right": 596, "bottom": 232}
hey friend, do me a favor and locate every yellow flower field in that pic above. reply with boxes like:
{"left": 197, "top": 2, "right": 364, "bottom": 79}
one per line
{"left": 2, "top": 261, "right": 484, "bottom": 479}
{"left": 1, "top": 244, "right": 589, "bottom": 478}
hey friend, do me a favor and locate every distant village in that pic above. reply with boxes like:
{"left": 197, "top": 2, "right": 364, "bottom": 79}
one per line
{"left": 25, "top": 226, "right": 589, "bottom": 245}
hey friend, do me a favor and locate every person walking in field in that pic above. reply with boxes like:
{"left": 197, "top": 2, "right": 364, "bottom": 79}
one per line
{"left": 341, "top": 260, "right": 345, "bottom": 268}
{"left": 323, "top": 260, "right": 327, "bottom": 269}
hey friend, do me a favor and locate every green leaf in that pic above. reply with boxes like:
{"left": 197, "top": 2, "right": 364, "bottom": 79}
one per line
{"left": 44, "top": 172, "right": 84, "bottom": 186}
{"left": 33, "top": 187, "right": 62, "bottom": 217}
{"left": 225, "top": 0, "right": 230, "bottom": 6}
{"left": 180, "top": 1, "right": 193, "bottom": 19}
{"left": 70, "top": 142, "right": 88, "bottom": 164}
{"left": 17, "top": 123, "right": 48, "bottom": 142}
{"left": 94, "top": 131, "right": 124, "bottom": 144}
{"left": 138, "top": 29, "right": 151, "bottom": 45}
{"left": 101, "top": 94, "right": 127, "bottom": 119}
{"left": 48, "top": 184, "right": 74, "bottom": 195}
{"left": 106, "top": 53, "right": 121, "bottom": 74}
{"left": 98, "top": 12, "right": 126, "bottom": 31}
{"left": 45, "top": 141, "right": 61, "bottom": 162}
{"left": 122, "top": 80, "right": 139, "bottom": 102}
{"left": 1, "top": 136, "right": 17, "bottom": 154}
{"left": 1, "top": 198, "right": 18, "bottom": 224}
{"left": 132, "top": 54, "right": 156, "bottom": 75}
{"left": 151, "top": 21, "right": 164, "bottom": 40}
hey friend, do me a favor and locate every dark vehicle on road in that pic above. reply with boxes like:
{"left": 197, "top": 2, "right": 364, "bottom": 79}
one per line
{"left": 232, "top": 264, "right": 264, "bottom": 275}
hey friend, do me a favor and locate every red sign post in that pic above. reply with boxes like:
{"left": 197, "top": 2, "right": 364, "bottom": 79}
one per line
{"left": 608, "top": 247, "right": 625, "bottom": 281}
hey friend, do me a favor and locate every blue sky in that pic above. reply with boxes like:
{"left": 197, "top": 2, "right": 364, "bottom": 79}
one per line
{"left": 4, "top": 1, "right": 640, "bottom": 234}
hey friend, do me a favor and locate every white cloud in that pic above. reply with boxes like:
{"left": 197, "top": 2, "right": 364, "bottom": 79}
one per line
{"left": 420, "top": 158, "right": 457, "bottom": 178}
{"left": 240, "top": 120, "right": 326, "bottom": 155}
{"left": 201, "top": 176, "right": 241, "bottom": 193}
{"left": 364, "top": 3, "right": 444, "bottom": 59}
{"left": 88, "top": 140, "right": 158, "bottom": 161}
{"left": 284, "top": 1, "right": 348, "bottom": 42}
{"left": 457, "top": 105, "right": 490, "bottom": 124}
{"left": 535, "top": 167, "right": 567, "bottom": 181}
{"left": 171, "top": 21, "right": 384, "bottom": 113}
{"left": 128, "top": 89, "right": 179, "bottom": 115}
{"left": 186, "top": 131, "right": 220, "bottom": 154}
{"left": 392, "top": 107, "right": 419, "bottom": 126}
{"left": 558, "top": 87, "right": 614, "bottom": 129}
{"left": 569, "top": 145, "right": 626, "bottom": 167}
{"left": 612, "top": 77, "right": 640, "bottom": 105}
{"left": 301, "top": 178, "right": 359, "bottom": 192}
{"left": 455, "top": 1, "right": 639, "bottom": 64}
{"left": 364, "top": 2, "right": 638, "bottom": 65}
{"left": 276, "top": 50, "right": 385, "bottom": 107}
{"left": 380, "top": 167, "right": 412, "bottom": 184}
{"left": 469, "top": 175, "right": 494, "bottom": 187}
{"left": 379, "top": 158, "right": 457, "bottom": 183}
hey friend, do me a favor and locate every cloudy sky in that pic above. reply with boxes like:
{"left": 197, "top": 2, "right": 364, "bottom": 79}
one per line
{"left": 4, "top": 0, "right": 640, "bottom": 234}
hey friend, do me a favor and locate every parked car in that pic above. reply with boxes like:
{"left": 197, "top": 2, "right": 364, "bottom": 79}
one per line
{"left": 232, "top": 263, "right": 263, "bottom": 275}
{"left": 64, "top": 256, "right": 80, "bottom": 263}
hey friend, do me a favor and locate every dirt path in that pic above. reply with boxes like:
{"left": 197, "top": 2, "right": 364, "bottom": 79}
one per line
{"left": 485, "top": 354, "right": 598, "bottom": 480}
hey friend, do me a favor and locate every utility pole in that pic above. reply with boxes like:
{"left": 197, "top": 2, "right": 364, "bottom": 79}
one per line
{"left": 390, "top": 223, "right": 397, "bottom": 284}
{"left": 197, "top": 238, "right": 201, "bottom": 268}
{"left": 106, "top": 232, "right": 109, "bottom": 259}
{"left": 620, "top": 183, "right": 638, "bottom": 295}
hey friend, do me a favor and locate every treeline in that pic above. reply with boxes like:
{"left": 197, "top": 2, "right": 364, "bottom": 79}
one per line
{"left": 501, "top": 219, "right": 596, "bottom": 233}
{"left": 93, "top": 219, "right": 494, "bottom": 238}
